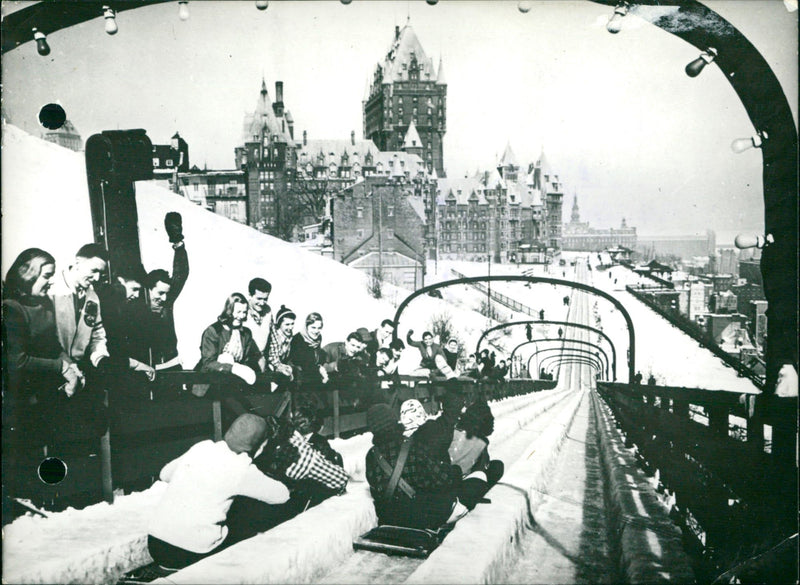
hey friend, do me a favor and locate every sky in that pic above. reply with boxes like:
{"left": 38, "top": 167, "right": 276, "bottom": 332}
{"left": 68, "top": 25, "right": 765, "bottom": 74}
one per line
{"left": 2, "top": 0, "right": 797, "bottom": 242}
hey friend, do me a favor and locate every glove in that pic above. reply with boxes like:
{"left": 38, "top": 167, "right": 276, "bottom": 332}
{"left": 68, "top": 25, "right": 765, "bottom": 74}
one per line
{"left": 164, "top": 211, "right": 183, "bottom": 244}
{"left": 61, "top": 363, "right": 83, "bottom": 397}
{"left": 131, "top": 359, "right": 156, "bottom": 381}
{"left": 231, "top": 363, "right": 257, "bottom": 385}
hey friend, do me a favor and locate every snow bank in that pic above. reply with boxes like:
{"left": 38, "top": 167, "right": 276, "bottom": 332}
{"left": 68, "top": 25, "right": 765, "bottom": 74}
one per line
{"left": 2, "top": 484, "right": 166, "bottom": 585}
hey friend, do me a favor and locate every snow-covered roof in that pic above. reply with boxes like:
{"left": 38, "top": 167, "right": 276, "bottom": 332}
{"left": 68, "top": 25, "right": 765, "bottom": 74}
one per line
{"left": 297, "top": 138, "right": 380, "bottom": 168}
{"left": 378, "top": 24, "right": 436, "bottom": 84}
{"left": 402, "top": 121, "right": 422, "bottom": 150}
{"left": 241, "top": 79, "right": 294, "bottom": 145}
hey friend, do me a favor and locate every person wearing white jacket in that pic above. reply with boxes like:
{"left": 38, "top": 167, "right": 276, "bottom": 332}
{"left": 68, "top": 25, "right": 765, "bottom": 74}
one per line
{"left": 147, "top": 414, "right": 290, "bottom": 570}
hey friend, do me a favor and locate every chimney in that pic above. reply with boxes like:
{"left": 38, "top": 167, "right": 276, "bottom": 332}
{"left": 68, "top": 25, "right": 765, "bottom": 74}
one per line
{"left": 395, "top": 25, "right": 400, "bottom": 40}
{"left": 351, "top": 130, "right": 355, "bottom": 146}
{"left": 303, "top": 130, "right": 307, "bottom": 146}
{"left": 273, "top": 81, "right": 284, "bottom": 117}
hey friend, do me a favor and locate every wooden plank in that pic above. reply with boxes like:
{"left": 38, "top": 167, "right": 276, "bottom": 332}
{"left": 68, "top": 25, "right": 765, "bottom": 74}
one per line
{"left": 111, "top": 398, "right": 216, "bottom": 435}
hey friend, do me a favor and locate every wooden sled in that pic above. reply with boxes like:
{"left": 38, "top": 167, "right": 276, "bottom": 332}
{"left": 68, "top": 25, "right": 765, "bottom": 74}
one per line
{"left": 353, "top": 524, "right": 454, "bottom": 559}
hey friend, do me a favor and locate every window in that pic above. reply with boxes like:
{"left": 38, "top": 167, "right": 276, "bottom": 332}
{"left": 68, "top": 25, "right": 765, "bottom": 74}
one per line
{"left": 357, "top": 229, "right": 364, "bottom": 239}
{"left": 387, "top": 205, "right": 394, "bottom": 217}
{"left": 357, "top": 207, "right": 364, "bottom": 219}
{"left": 386, "top": 229, "right": 394, "bottom": 239}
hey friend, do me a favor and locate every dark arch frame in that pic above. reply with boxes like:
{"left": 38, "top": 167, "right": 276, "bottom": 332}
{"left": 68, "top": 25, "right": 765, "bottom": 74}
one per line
{"left": 544, "top": 357, "right": 602, "bottom": 377}
{"left": 526, "top": 347, "right": 606, "bottom": 379}
{"left": 540, "top": 353, "right": 602, "bottom": 374}
{"left": 513, "top": 339, "right": 610, "bottom": 380}
{"left": 480, "top": 320, "right": 617, "bottom": 380}
{"left": 392, "top": 275, "right": 636, "bottom": 382}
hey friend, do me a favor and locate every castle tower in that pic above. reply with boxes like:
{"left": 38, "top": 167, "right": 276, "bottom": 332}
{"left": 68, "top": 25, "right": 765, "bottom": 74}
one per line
{"left": 363, "top": 21, "right": 447, "bottom": 177}
{"left": 571, "top": 195, "right": 581, "bottom": 223}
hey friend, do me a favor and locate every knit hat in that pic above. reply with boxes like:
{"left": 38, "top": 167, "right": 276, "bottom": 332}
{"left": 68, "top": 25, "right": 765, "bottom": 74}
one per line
{"left": 458, "top": 400, "right": 494, "bottom": 439}
{"left": 367, "top": 404, "right": 399, "bottom": 437}
{"left": 400, "top": 399, "right": 428, "bottom": 435}
{"left": 275, "top": 305, "right": 296, "bottom": 326}
{"left": 224, "top": 414, "right": 268, "bottom": 454}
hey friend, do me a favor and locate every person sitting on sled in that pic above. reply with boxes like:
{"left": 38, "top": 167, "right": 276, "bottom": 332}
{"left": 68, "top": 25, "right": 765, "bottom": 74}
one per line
{"left": 364, "top": 404, "right": 490, "bottom": 531}
{"left": 449, "top": 399, "right": 504, "bottom": 486}
{"left": 147, "top": 414, "right": 290, "bottom": 570}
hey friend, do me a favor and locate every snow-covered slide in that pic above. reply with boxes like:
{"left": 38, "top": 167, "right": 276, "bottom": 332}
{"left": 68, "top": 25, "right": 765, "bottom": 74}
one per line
{"left": 150, "top": 388, "right": 575, "bottom": 584}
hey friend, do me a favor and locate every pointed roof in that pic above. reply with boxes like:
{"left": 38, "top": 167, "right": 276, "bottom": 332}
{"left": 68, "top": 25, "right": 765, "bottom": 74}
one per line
{"left": 498, "top": 142, "right": 518, "bottom": 168}
{"left": 402, "top": 120, "right": 422, "bottom": 150}
{"left": 436, "top": 56, "right": 447, "bottom": 84}
{"left": 379, "top": 23, "right": 436, "bottom": 83}
{"left": 241, "top": 79, "right": 293, "bottom": 144}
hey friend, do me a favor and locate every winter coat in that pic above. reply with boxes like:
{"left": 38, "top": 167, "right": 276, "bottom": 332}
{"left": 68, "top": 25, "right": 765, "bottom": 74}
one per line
{"left": 2, "top": 297, "right": 70, "bottom": 438}
{"left": 288, "top": 333, "right": 327, "bottom": 389}
{"left": 49, "top": 270, "right": 109, "bottom": 367}
{"left": 193, "top": 322, "right": 262, "bottom": 397}
{"left": 253, "top": 424, "right": 347, "bottom": 495}
{"left": 442, "top": 348, "right": 459, "bottom": 372}
{"left": 149, "top": 440, "right": 289, "bottom": 554}
{"left": 406, "top": 333, "right": 446, "bottom": 372}
{"left": 365, "top": 427, "right": 462, "bottom": 529}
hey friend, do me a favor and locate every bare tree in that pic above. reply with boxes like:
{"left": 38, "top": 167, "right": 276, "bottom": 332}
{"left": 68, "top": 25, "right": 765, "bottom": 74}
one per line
{"left": 275, "top": 174, "right": 334, "bottom": 241}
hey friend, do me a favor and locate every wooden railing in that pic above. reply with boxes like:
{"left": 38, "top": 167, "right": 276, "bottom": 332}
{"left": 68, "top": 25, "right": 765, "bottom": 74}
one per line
{"left": 597, "top": 381, "right": 797, "bottom": 581}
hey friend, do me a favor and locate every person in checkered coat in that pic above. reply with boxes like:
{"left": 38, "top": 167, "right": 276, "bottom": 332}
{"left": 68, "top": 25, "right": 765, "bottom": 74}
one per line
{"left": 365, "top": 404, "right": 490, "bottom": 530}
{"left": 253, "top": 413, "right": 347, "bottom": 509}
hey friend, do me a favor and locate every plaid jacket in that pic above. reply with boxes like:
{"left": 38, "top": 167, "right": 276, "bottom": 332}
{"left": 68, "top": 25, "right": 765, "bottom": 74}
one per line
{"left": 254, "top": 427, "right": 347, "bottom": 493}
{"left": 365, "top": 431, "right": 461, "bottom": 528}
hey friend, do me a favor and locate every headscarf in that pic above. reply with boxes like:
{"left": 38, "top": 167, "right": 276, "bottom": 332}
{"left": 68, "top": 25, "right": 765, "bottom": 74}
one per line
{"left": 400, "top": 399, "right": 428, "bottom": 436}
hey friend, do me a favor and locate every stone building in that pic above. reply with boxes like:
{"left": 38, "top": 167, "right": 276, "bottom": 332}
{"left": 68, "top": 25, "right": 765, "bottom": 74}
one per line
{"left": 43, "top": 118, "right": 82, "bottom": 151}
{"left": 435, "top": 144, "right": 562, "bottom": 263}
{"left": 233, "top": 79, "right": 297, "bottom": 236}
{"left": 562, "top": 195, "right": 637, "bottom": 252}
{"left": 363, "top": 21, "right": 447, "bottom": 177}
{"left": 332, "top": 170, "right": 432, "bottom": 290}
{"left": 175, "top": 168, "right": 247, "bottom": 224}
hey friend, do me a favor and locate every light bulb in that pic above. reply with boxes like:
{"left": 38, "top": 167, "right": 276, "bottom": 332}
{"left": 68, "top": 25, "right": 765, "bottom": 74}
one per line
{"left": 735, "top": 233, "right": 773, "bottom": 249}
{"left": 518, "top": 1, "right": 532, "bottom": 13}
{"left": 340, "top": 0, "right": 353, "bottom": 4}
{"left": 731, "top": 131, "right": 766, "bottom": 153}
{"left": 33, "top": 28, "right": 50, "bottom": 55}
{"left": 685, "top": 48, "right": 717, "bottom": 77}
{"left": 426, "top": 0, "right": 439, "bottom": 5}
{"left": 103, "top": 6, "right": 118, "bottom": 35}
{"left": 178, "top": 0, "right": 189, "bottom": 21}
{"left": 255, "top": 0, "right": 269, "bottom": 9}
{"left": 606, "top": 3, "right": 628, "bottom": 34}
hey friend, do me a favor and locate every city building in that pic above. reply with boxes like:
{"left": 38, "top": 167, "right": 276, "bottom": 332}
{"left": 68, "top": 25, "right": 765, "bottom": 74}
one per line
{"left": 332, "top": 172, "right": 431, "bottom": 290}
{"left": 434, "top": 145, "right": 563, "bottom": 263}
{"left": 233, "top": 79, "right": 296, "bottom": 236}
{"left": 363, "top": 21, "right": 447, "bottom": 177}
{"left": 43, "top": 118, "right": 82, "bottom": 151}
{"left": 636, "top": 230, "right": 716, "bottom": 260}
{"left": 716, "top": 247, "right": 740, "bottom": 277}
{"left": 175, "top": 168, "right": 247, "bottom": 223}
{"left": 710, "top": 290, "right": 738, "bottom": 313}
{"left": 153, "top": 132, "right": 189, "bottom": 174}
{"left": 562, "top": 195, "right": 637, "bottom": 251}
